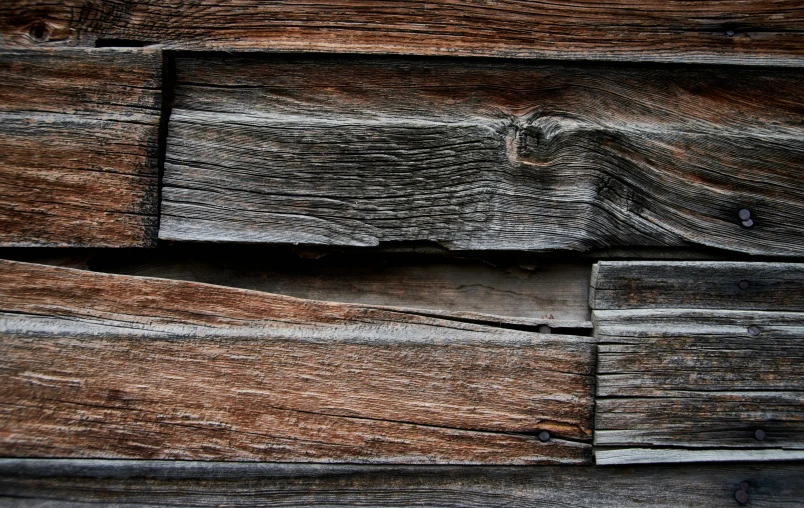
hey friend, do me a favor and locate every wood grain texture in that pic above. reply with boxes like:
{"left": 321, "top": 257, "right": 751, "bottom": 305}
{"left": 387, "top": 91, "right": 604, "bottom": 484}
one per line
{"left": 3, "top": 461, "right": 804, "bottom": 507}
{"left": 2, "top": 1, "right": 804, "bottom": 66}
{"left": 161, "top": 55, "right": 804, "bottom": 255}
{"left": 594, "top": 308, "right": 804, "bottom": 463}
{"left": 0, "top": 48, "right": 161, "bottom": 247}
{"left": 0, "top": 259, "right": 594, "bottom": 464}
{"left": 591, "top": 261, "right": 804, "bottom": 311}
{"left": 87, "top": 249, "right": 592, "bottom": 325}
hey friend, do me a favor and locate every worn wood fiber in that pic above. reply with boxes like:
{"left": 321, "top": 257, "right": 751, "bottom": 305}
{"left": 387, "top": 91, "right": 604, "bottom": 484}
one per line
{"left": 86, "top": 249, "right": 592, "bottom": 325}
{"left": 2, "top": 1, "right": 804, "bottom": 66}
{"left": 591, "top": 261, "right": 804, "bottom": 311}
{"left": 0, "top": 48, "right": 161, "bottom": 247}
{"left": 594, "top": 308, "right": 804, "bottom": 463}
{"left": 0, "top": 259, "right": 594, "bottom": 464}
{"left": 161, "top": 56, "right": 804, "bottom": 255}
{"left": 2, "top": 460, "right": 803, "bottom": 507}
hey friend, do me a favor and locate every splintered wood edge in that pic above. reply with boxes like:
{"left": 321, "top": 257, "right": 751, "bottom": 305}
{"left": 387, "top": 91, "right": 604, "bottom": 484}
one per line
{"left": 595, "top": 448, "right": 804, "bottom": 465}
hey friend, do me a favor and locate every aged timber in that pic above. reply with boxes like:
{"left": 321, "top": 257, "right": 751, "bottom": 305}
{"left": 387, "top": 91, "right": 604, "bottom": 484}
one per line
{"left": 592, "top": 261, "right": 804, "bottom": 464}
{"left": 160, "top": 55, "right": 804, "bottom": 255}
{"left": 591, "top": 261, "right": 804, "bottom": 311}
{"left": 0, "top": 48, "right": 161, "bottom": 247}
{"left": 82, "top": 248, "right": 593, "bottom": 326}
{"left": 2, "top": 460, "right": 804, "bottom": 507}
{"left": 0, "top": 259, "right": 594, "bottom": 464}
{"left": 2, "top": 1, "right": 804, "bottom": 66}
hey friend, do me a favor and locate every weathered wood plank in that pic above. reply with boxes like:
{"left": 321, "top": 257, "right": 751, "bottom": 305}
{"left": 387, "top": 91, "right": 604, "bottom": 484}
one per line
{"left": 2, "top": 460, "right": 803, "bottom": 507}
{"left": 161, "top": 56, "right": 804, "bottom": 255}
{"left": 0, "top": 48, "right": 161, "bottom": 247}
{"left": 591, "top": 261, "right": 804, "bottom": 311}
{"left": 2, "top": 1, "right": 804, "bottom": 66}
{"left": 82, "top": 249, "right": 592, "bottom": 325}
{"left": 594, "top": 308, "right": 804, "bottom": 463}
{"left": 0, "top": 259, "right": 594, "bottom": 464}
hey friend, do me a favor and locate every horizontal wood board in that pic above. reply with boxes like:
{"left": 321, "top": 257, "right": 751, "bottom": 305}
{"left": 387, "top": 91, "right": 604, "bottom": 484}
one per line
{"left": 2, "top": 1, "right": 804, "bottom": 66}
{"left": 161, "top": 55, "right": 804, "bottom": 255}
{"left": 0, "top": 48, "right": 161, "bottom": 247}
{"left": 84, "top": 249, "right": 592, "bottom": 325}
{"left": 591, "top": 261, "right": 804, "bottom": 311}
{"left": 0, "top": 259, "right": 594, "bottom": 464}
{"left": 2, "top": 460, "right": 803, "bottom": 507}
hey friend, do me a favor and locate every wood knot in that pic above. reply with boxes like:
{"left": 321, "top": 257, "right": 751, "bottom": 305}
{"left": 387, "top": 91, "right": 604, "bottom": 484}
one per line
{"left": 28, "top": 21, "right": 49, "bottom": 42}
{"left": 507, "top": 115, "right": 586, "bottom": 165}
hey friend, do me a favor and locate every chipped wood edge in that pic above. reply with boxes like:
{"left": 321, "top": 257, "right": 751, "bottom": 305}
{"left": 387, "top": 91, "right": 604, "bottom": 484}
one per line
{"left": 595, "top": 448, "right": 804, "bottom": 465}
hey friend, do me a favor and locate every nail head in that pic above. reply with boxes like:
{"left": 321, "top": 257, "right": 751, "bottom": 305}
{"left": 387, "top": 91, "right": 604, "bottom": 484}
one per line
{"left": 755, "top": 429, "right": 766, "bottom": 441}
{"left": 748, "top": 326, "right": 761, "bottom": 337}
{"left": 538, "top": 325, "right": 552, "bottom": 334}
{"left": 742, "top": 219, "right": 754, "bottom": 228}
{"left": 538, "top": 430, "right": 551, "bottom": 442}
{"left": 740, "top": 482, "right": 750, "bottom": 491}
{"left": 735, "top": 489, "right": 749, "bottom": 504}
{"left": 738, "top": 209, "right": 751, "bottom": 220}
{"left": 739, "top": 280, "right": 749, "bottom": 290}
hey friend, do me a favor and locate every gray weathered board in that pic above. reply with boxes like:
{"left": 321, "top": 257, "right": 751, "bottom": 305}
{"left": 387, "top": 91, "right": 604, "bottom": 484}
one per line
{"left": 160, "top": 55, "right": 804, "bottom": 255}
{"left": 2, "top": 460, "right": 803, "bottom": 507}
{"left": 2, "top": 1, "right": 803, "bottom": 66}
{"left": 0, "top": 48, "right": 161, "bottom": 247}
{"left": 82, "top": 250, "right": 592, "bottom": 326}
{"left": 592, "top": 261, "right": 804, "bottom": 464}
{"left": 0, "top": 259, "right": 594, "bottom": 464}
{"left": 591, "top": 261, "right": 804, "bottom": 311}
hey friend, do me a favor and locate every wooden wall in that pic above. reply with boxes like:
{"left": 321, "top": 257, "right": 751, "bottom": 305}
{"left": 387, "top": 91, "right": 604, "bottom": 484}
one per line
{"left": 1, "top": 1, "right": 803, "bottom": 504}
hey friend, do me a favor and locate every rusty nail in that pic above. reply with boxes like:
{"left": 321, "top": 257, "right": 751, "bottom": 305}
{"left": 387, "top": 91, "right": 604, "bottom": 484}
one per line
{"left": 735, "top": 489, "right": 749, "bottom": 504}
{"left": 742, "top": 219, "right": 754, "bottom": 228}
{"left": 739, "top": 280, "right": 749, "bottom": 290}
{"left": 748, "top": 326, "right": 761, "bottom": 337}
{"left": 538, "top": 431, "right": 551, "bottom": 442}
{"left": 538, "top": 325, "right": 552, "bottom": 334}
{"left": 755, "top": 429, "right": 766, "bottom": 441}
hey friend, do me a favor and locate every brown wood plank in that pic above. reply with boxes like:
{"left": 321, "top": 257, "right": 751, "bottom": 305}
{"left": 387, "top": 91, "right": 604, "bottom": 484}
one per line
{"left": 2, "top": 461, "right": 803, "bottom": 507}
{"left": 0, "top": 48, "right": 161, "bottom": 247}
{"left": 2, "top": 1, "right": 804, "bottom": 66}
{"left": 0, "top": 259, "right": 594, "bottom": 464}
{"left": 160, "top": 55, "right": 804, "bottom": 255}
{"left": 590, "top": 261, "right": 804, "bottom": 311}
{"left": 594, "top": 308, "right": 804, "bottom": 464}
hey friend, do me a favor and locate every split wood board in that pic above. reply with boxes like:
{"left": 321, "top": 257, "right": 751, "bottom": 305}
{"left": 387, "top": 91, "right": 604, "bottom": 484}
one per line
{"left": 0, "top": 259, "right": 594, "bottom": 464}
{"left": 2, "top": 1, "right": 804, "bottom": 66}
{"left": 2, "top": 460, "right": 803, "bottom": 507}
{"left": 160, "top": 55, "right": 804, "bottom": 255}
{"left": 594, "top": 308, "right": 804, "bottom": 464}
{"left": 591, "top": 261, "right": 804, "bottom": 311}
{"left": 0, "top": 48, "right": 161, "bottom": 247}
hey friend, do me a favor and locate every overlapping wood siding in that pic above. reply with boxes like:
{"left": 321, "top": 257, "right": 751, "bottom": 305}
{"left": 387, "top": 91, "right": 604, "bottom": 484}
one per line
{"left": 0, "top": 259, "right": 595, "bottom": 464}
{"left": 592, "top": 261, "right": 804, "bottom": 465}
{"left": 0, "top": 48, "right": 162, "bottom": 247}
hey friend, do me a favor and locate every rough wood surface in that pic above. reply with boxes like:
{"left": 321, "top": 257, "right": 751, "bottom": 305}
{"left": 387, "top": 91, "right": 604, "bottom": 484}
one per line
{"left": 594, "top": 308, "right": 804, "bottom": 463}
{"left": 0, "top": 48, "right": 161, "bottom": 247}
{"left": 591, "top": 261, "right": 804, "bottom": 311}
{"left": 161, "top": 55, "right": 804, "bottom": 255}
{"left": 85, "top": 249, "right": 592, "bottom": 325}
{"left": 2, "top": 461, "right": 803, "bottom": 507}
{"left": 0, "top": 259, "right": 594, "bottom": 464}
{"left": 2, "top": 1, "right": 804, "bottom": 66}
